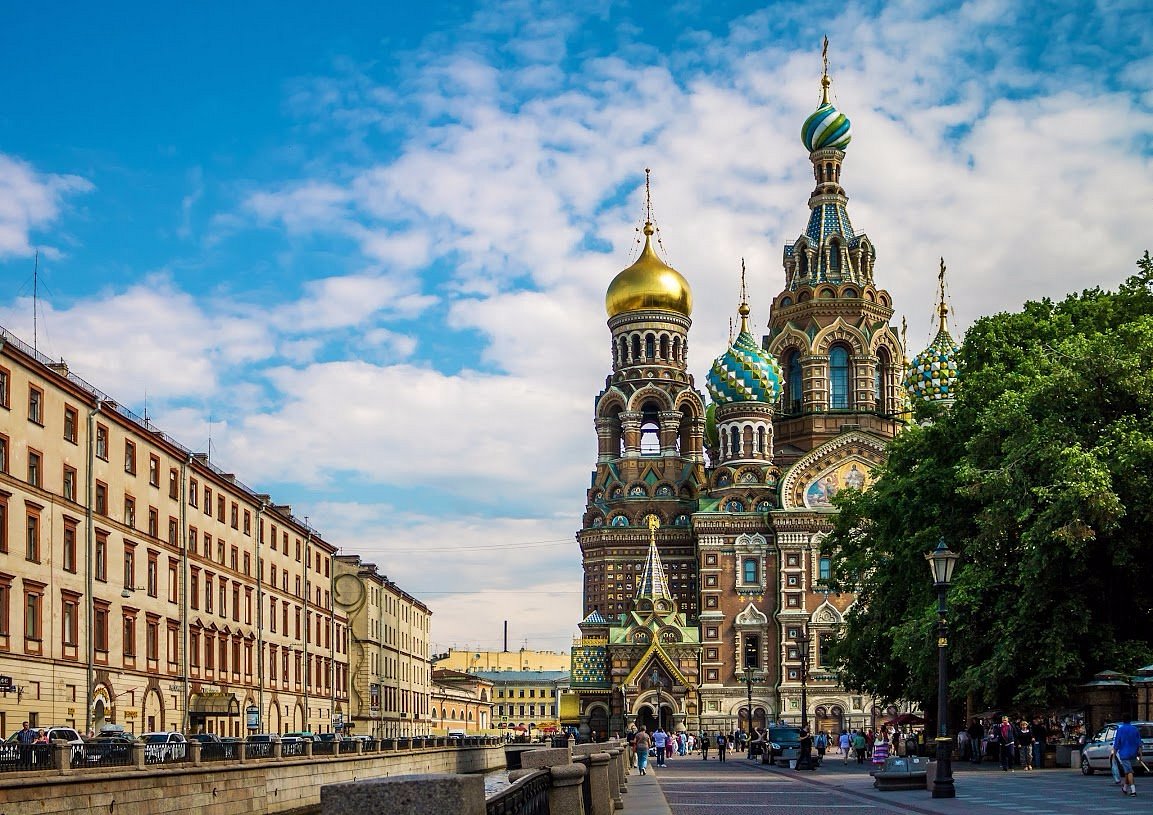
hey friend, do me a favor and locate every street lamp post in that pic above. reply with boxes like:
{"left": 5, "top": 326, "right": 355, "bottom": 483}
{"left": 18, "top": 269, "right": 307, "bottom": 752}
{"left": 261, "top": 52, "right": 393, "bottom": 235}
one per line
{"left": 794, "top": 626, "right": 812, "bottom": 769}
{"left": 742, "top": 665, "right": 756, "bottom": 755}
{"left": 650, "top": 669, "right": 663, "bottom": 732}
{"left": 926, "top": 539, "right": 959, "bottom": 799}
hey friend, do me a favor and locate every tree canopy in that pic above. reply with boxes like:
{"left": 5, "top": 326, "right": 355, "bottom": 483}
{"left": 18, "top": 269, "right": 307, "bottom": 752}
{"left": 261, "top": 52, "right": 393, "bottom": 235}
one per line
{"left": 824, "top": 252, "right": 1153, "bottom": 714}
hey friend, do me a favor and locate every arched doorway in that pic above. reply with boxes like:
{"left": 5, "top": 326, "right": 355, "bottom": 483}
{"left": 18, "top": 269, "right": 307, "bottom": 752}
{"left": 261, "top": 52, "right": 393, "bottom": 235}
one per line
{"left": 588, "top": 706, "right": 609, "bottom": 741}
{"left": 815, "top": 705, "right": 843, "bottom": 736}
{"left": 637, "top": 701, "right": 670, "bottom": 733}
{"left": 270, "top": 701, "right": 282, "bottom": 734}
{"left": 142, "top": 687, "right": 164, "bottom": 733}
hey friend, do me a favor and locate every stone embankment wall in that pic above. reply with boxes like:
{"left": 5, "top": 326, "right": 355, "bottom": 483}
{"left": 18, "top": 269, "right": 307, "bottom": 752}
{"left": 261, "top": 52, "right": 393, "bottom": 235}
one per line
{"left": 0, "top": 745, "right": 504, "bottom": 815}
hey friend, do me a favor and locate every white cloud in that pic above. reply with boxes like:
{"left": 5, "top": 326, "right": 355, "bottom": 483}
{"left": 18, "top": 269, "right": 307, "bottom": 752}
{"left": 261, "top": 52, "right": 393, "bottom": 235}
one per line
{"left": 0, "top": 153, "right": 92, "bottom": 259}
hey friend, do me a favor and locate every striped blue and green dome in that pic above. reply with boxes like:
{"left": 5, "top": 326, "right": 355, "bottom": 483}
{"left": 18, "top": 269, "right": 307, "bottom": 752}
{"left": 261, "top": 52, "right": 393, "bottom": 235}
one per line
{"left": 707, "top": 327, "right": 783, "bottom": 405}
{"left": 903, "top": 329, "right": 959, "bottom": 403}
{"left": 802, "top": 102, "right": 852, "bottom": 152}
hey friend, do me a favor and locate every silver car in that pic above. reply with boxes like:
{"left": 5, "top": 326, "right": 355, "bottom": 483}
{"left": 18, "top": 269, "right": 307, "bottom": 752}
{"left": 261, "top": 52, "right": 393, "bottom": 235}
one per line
{"left": 1081, "top": 722, "right": 1153, "bottom": 774}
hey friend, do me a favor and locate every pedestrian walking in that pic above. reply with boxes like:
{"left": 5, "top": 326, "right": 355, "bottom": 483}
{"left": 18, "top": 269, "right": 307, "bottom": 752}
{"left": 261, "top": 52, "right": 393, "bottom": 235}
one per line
{"left": 652, "top": 728, "right": 668, "bottom": 767}
{"left": 1113, "top": 713, "right": 1143, "bottom": 797}
{"left": 814, "top": 730, "right": 828, "bottom": 766}
{"left": 1017, "top": 720, "right": 1034, "bottom": 770}
{"left": 839, "top": 730, "right": 851, "bottom": 764}
{"left": 852, "top": 730, "right": 867, "bottom": 764}
{"left": 967, "top": 718, "right": 985, "bottom": 764}
{"left": 634, "top": 727, "right": 652, "bottom": 776}
{"left": 700, "top": 730, "right": 710, "bottom": 760}
{"left": 995, "top": 716, "right": 1017, "bottom": 771}
{"left": 716, "top": 732, "right": 728, "bottom": 762}
{"left": 871, "top": 734, "right": 890, "bottom": 771}
{"left": 626, "top": 727, "right": 637, "bottom": 769}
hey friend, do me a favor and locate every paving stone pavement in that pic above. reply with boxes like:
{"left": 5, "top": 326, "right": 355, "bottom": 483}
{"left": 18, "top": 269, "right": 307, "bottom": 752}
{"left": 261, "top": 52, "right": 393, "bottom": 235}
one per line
{"left": 630, "top": 750, "right": 1150, "bottom": 815}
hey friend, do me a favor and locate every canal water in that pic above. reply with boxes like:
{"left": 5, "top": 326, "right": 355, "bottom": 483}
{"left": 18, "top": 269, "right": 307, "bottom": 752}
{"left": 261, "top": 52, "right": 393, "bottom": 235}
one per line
{"left": 483, "top": 768, "right": 511, "bottom": 795}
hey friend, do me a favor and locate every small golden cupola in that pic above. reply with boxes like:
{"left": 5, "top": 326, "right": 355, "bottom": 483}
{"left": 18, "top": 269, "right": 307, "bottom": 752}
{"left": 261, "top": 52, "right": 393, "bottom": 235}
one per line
{"left": 605, "top": 170, "right": 693, "bottom": 319}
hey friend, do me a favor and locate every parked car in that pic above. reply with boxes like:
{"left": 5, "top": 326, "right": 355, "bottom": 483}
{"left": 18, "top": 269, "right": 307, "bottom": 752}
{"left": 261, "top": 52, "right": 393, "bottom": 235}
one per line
{"left": 191, "top": 732, "right": 225, "bottom": 759}
{"left": 141, "top": 731, "right": 187, "bottom": 763}
{"left": 1081, "top": 722, "right": 1153, "bottom": 775}
{"left": 279, "top": 735, "right": 306, "bottom": 756}
{"left": 766, "top": 726, "right": 802, "bottom": 766}
{"left": 284, "top": 731, "right": 319, "bottom": 742}
{"left": 1, "top": 726, "right": 86, "bottom": 768}
{"left": 245, "top": 733, "right": 280, "bottom": 758}
{"left": 85, "top": 732, "right": 136, "bottom": 766}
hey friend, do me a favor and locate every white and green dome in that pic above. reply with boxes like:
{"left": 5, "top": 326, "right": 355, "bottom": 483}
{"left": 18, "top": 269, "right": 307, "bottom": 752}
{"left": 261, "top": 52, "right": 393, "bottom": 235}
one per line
{"left": 904, "top": 327, "right": 959, "bottom": 403}
{"left": 706, "top": 306, "right": 782, "bottom": 405}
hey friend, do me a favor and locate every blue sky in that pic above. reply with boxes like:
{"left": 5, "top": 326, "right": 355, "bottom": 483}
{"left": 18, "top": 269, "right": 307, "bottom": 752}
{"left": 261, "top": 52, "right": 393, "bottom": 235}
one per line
{"left": 2, "top": 0, "right": 1151, "bottom": 653}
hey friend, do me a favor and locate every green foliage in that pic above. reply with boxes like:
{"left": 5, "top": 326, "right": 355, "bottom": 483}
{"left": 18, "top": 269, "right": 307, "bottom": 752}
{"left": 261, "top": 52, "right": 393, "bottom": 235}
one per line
{"left": 824, "top": 252, "right": 1153, "bottom": 712}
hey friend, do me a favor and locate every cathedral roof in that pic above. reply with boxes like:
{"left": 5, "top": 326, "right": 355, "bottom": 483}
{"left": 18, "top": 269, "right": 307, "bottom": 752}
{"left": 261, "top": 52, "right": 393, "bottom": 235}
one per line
{"left": 802, "top": 101, "right": 852, "bottom": 152}
{"left": 605, "top": 221, "right": 693, "bottom": 319}
{"left": 635, "top": 530, "right": 673, "bottom": 603}
{"left": 904, "top": 260, "right": 960, "bottom": 405}
{"left": 706, "top": 303, "right": 783, "bottom": 405}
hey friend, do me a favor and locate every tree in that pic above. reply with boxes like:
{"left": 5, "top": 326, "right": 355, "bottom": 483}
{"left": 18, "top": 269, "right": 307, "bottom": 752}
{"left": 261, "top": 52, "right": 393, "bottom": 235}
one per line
{"left": 825, "top": 253, "right": 1153, "bottom": 714}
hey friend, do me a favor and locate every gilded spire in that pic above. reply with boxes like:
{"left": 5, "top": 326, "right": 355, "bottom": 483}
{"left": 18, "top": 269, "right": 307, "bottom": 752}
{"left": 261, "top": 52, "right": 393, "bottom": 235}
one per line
{"left": 937, "top": 257, "right": 950, "bottom": 333}
{"left": 636, "top": 514, "right": 673, "bottom": 602}
{"left": 738, "top": 258, "right": 750, "bottom": 334}
{"left": 820, "top": 35, "right": 831, "bottom": 105}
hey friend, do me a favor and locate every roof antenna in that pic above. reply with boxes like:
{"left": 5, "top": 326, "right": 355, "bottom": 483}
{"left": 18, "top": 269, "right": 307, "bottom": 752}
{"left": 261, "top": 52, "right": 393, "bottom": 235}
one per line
{"left": 33, "top": 249, "right": 39, "bottom": 352}
{"left": 207, "top": 413, "right": 214, "bottom": 461}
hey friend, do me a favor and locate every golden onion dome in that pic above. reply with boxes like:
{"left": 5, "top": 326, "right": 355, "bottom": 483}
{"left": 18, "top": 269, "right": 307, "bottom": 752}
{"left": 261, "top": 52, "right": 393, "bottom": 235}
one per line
{"left": 605, "top": 222, "right": 693, "bottom": 318}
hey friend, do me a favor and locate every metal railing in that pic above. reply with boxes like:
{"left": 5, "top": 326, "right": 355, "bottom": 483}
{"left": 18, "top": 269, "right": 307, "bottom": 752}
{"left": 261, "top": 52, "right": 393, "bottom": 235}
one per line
{"left": 485, "top": 768, "right": 550, "bottom": 815}
{"left": 0, "top": 744, "right": 56, "bottom": 773}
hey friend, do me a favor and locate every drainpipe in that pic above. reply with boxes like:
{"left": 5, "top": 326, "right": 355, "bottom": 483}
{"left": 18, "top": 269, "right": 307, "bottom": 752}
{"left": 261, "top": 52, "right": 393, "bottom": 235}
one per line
{"left": 84, "top": 400, "right": 105, "bottom": 736}
{"left": 255, "top": 499, "right": 268, "bottom": 734}
{"left": 329, "top": 552, "right": 336, "bottom": 734}
{"left": 179, "top": 454, "right": 193, "bottom": 733}
{"left": 303, "top": 526, "right": 311, "bottom": 732}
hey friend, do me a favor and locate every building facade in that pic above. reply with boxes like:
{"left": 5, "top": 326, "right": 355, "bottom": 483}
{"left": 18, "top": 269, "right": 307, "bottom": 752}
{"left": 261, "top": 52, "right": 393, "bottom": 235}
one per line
{"left": 0, "top": 327, "right": 426, "bottom": 739}
{"left": 435, "top": 648, "right": 570, "bottom": 674}
{"left": 334, "top": 554, "right": 433, "bottom": 738}
{"left": 430, "top": 668, "right": 493, "bottom": 735}
{"left": 572, "top": 62, "right": 908, "bottom": 738}
{"left": 478, "top": 669, "right": 568, "bottom": 735}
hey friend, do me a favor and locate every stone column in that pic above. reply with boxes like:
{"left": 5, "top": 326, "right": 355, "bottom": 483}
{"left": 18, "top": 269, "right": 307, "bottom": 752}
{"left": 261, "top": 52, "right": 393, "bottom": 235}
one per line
{"left": 132, "top": 742, "right": 146, "bottom": 770}
{"left": 304, "top": 740, "right": 313, "bottom": 758}
{"left": 604, "top": 744, "right": 625, "bottom": 807}
{"left": 574, "top": 750, "right": 612, "bottom": 815}
{"left": 549, "top": 762, "right": 587, "bottom": 815}
{"left": 188, "top": 740, "right": 202, "bottom": 767}
{"left": 52, "top": 742, "right": 72, "bottom": 776}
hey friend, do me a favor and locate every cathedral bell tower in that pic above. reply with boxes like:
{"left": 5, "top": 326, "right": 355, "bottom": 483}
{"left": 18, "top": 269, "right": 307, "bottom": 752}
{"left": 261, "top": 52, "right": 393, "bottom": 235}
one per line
{"left": 765, "top": 45, "right": 905, "bottom": 462}
{"left": 579, "top": 171, "right": 707, "bottom": 623}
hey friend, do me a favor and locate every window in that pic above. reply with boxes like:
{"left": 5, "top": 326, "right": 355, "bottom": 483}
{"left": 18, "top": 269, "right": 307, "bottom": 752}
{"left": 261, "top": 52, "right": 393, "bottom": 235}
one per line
{"left": 62, "top": 519, "right": 77, "bottom": 573}
{"left": 829, "top": 345, "right": 850, "bottom": 409}
{"left": 270, "top": 524, "right": 277, "bottom": 551}
{"left": 123, "top": 546, "right": 135, "bottom": 590}
{"left": 168, "top": 561, "right": 178, "bottom": 603}
{"left": 148, "top": 507, "right": 158, "bottom": 537}
{"left": 188, "top": 526, "right": 197, "bottom": 555}
{"left": 0, "top": 434, "right": 7, "bottom": 473}
{"left": 148, "top": 455, "right": 160, "bottom": 487}
{"left": 26, "top": 449, "right": 41, "bottom": 487}
{"left": 95, "top": 481, "right": 107, "bottom": 515}
{"left": 168, "top": 468, "right": 179, "bottom": 500}
{"left": 189, "top": 478, "right": 198, "bottom": 507}
{"left": 204, "top": 574, "right": 213, "bottom": 613}
{"left": 168, "top": 517, "right": 178, "bottom": 545}
{"left": 819, "top": 556, "right": 831, "bottom": 582}
{"left": 875, "top": 349, "right": 890, "bottom": 413}
{"left": 62, "top": 594, "right": 79, "bottom": 647}
{"left": 24, "top": 587, "right": 42, "bottom": 640}
{"left": 270, "top": 598, "right": 277, "bottom": 633}
{"left": 123, "top": 615, "right": 136, "bottom": 657}
{"left": 243, "top": 510, "right": 251, "bottom": 535}
{"left": 25, "top": 511, "right": 40, "bottom": 562}
{"left": 230, "top": 546, "right": 238, "bottom": 571}
{"left": 63, "top": 406, "right": 78, "bottom": 443}
{"left": 146, "top": 618, "right": 158, "bottom": 661}
{"left": 190, "top": 630, "right": 200, "bottom": 668}
{"left": 216, "top": 495, "right": 224, "bottom": 522}
{"left": 203, "top": 487, "right": 212, "bottom": 516}
{"left": 62, "top": 465, "right": 76, "bottom": 501}
{"left": 146, "top": 552, "right": 158, "bottom": 597}
{"left": 0, "top": 367, "right": 8, "bottom": 407}
{"left": 190, "top": 570, "right": 199, "bottom": 610}
{"left": 124, "top": 440, "right": 136, "bottom": 474}
{"left": 744, "top": 634, "right": 760, "bottom": 669}
{"left": 28, "top": 385, "right": 43, "bottom": 424}
{"left": 0, "top": 578, "right": 9, "bottom": 635}
{"left": 819, "top": 633, "right": 833, "bottom": 667}
{"left": 786, "top": 350, "right": 803, "bottom": 414}
{"left": 123, "top": 495, "right": 135, "bottom": 528}
{"left": 95, "top": 532, "right": 108, "bottom": 581}
{"left": 95, "top": 423, "right": 109, "bottom": 459}
{"left": 94, "top": 604, "right": 109, "bottom": 652}
{"left": 230, "top": 502, "right": 238, "bottom": 529}
{"left": 742, "top": 558, "right": 759, "bottom": 584}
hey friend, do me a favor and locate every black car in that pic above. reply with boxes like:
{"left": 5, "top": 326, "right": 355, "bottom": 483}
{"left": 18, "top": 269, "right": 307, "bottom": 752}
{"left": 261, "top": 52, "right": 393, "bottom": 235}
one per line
{"left": 765, "top": 726, "right": 802, "bottom": 766}
{"left": 85, "top": 734, "right": 136, "bottom": 767}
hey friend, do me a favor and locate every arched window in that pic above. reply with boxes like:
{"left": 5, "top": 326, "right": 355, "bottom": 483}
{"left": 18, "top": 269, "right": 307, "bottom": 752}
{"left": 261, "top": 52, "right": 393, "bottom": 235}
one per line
{"left": 631, "top": 335, "right": 641, "bottom": 361}
{"left": 756, "top": 426, "right": 766, "bottom": 454}
{"left": 828, "top": 242, "right": 842, "bottom": 275}
{"left": 829, "top": 345, "right": 850, "bottom": 409}
{"left": 729, "top": 427, "right": 740, "bottom": 458}
{"left": 875, "top": 348, "right": 890, "bottom": 413}
{"left": 659, "top": 335, "right": 669, "bottom": 360}
{"left": 743, "top": 633, "right": 760, "bottom": 669}
{"left": 786, "top": 351, "right": 803, "bottom": 414}
{"left": 640, "top": 402, "right": 661, "bottom": 455}
{"left": 645, "top": 334, "right": 655, "bottom": 360}
{"left": 742, "top": 558, "right": 759, "bottom": 585}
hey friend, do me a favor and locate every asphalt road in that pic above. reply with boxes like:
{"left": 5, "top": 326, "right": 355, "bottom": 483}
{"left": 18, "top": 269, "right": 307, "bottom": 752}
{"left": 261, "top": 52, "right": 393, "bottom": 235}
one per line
{"left": 646, "top": 750, "right": 1146, "bottom": 815}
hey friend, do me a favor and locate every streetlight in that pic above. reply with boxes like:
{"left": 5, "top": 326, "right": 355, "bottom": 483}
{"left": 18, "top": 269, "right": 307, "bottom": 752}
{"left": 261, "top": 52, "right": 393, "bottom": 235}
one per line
{"left": 926, "top": 538, "right": 959, "bottom": 799}
{"left": 650, "top": 669, "right": 663, "bottom": 732}
{"left": 794, "top": 626, "right": 812, "bottom": 770}
{"left": 741, "top": 665, "right": 759, "bottom": 757}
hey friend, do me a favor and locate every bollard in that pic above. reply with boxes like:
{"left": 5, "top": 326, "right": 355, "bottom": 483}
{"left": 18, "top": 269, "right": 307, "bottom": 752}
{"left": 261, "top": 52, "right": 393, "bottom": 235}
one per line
{"left": 188, "top": 740, "right": 202, "bottom": 767}
{"left": 304, "top": 740, "right": 314, "bottom": 758}
{"left": 53, "top": 741, "right": 72, "bottom": 776}
{"left": 321, "top": 773, "right": 484, "bottom": 815}
{"left": 548, "top": 762, "right": 587, "bottom": 815}
{"left": 574, "top": 751, "right": 613, "bottom": 815}
{"left": 132, "top": 741, "right": 147, "bottom": 770}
